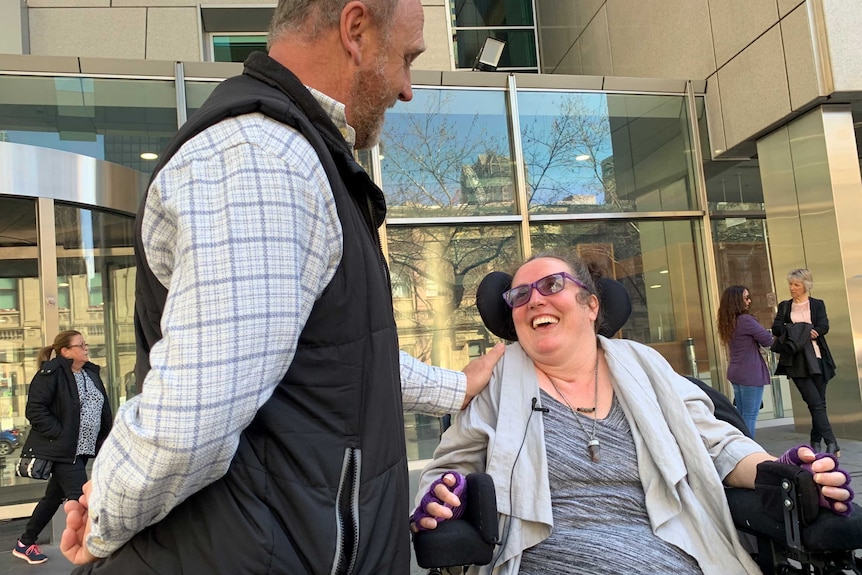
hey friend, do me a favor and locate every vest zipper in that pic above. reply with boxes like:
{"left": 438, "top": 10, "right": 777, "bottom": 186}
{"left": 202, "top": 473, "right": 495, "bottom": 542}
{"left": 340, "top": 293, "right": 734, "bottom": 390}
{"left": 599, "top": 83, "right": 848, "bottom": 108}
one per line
{"left": 331, "top": 447, "right": 360, "bottom": 575}
{"left": 365, "top": 196, "right": 391, "bottom": 285}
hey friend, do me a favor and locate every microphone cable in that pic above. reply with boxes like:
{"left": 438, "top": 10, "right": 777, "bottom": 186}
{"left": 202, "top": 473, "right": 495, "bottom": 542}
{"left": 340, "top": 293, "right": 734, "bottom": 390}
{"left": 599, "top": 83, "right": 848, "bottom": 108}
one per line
{"left": 488, "top": 396, "right": 547, "bottom": 571}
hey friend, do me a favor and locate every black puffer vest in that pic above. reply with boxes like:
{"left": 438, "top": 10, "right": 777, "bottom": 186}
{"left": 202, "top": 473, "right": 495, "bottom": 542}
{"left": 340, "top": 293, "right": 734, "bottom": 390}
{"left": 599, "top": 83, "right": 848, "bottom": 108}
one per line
{"left": 79, "top": 52, "right": 407, "bottom": 574}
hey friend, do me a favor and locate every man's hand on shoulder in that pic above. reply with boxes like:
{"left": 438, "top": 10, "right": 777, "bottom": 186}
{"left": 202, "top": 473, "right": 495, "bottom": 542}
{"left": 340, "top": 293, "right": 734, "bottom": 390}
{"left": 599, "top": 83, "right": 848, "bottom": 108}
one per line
{"left": 460, "top": 343, "right": 505, "bottom": 409}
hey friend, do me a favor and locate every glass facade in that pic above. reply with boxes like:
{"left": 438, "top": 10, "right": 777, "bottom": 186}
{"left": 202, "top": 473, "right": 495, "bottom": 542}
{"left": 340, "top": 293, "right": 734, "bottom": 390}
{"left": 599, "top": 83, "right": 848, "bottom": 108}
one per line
{"left": 450, "top": 0, "right": 539, "bottom": 71}
{"left": 54, "top": 205, "right": 137, "bottom": 407}
{"left": 382, "top": 88, "right": 516, "bottom": 217}
{"left": 0, "top": 75, "right": 177, "bottom": 175}
{"left": 1, "top": 63, "right": 772, "bottom": 492}
{"left": 0, "top": 195, "right": 137, "bottom": 504}
{"left": 212, "top": 34, "right": 267, "bottom": 63}
{"left": 519, "top": 92, "right": 697, "bottom": 213}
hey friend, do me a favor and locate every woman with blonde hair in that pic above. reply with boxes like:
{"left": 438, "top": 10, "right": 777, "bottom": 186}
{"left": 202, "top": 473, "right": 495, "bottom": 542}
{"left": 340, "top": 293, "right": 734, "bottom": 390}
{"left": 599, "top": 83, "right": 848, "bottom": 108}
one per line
{"left": 12, "top": 330, "right": 112, "bottom": 565}
{"left": 772, "top": 269, "right": 838, "bottom": 455}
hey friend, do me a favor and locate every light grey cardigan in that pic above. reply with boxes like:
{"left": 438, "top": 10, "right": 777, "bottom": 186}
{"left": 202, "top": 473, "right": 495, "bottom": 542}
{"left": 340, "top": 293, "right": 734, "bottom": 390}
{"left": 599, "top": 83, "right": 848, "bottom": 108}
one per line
{"left": 416, "top": 337, "right": 764, "bottom": 575}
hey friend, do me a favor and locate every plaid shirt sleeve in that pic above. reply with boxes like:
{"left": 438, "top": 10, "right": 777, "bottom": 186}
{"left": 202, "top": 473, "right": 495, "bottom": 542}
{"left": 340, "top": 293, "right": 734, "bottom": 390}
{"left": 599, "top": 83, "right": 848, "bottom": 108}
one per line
{"left": 400, "top": 351, "right": 466, "bottom": 415}
{"left": 85, "top": 114, "right": 343, "bottom": 557}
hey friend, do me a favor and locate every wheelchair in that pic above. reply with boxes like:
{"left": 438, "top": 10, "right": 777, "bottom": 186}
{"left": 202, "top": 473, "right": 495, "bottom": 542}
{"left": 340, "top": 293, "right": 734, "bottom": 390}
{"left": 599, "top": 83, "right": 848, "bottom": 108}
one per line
{"left": 412, "top": 271, "right": 862, "bottom": 574}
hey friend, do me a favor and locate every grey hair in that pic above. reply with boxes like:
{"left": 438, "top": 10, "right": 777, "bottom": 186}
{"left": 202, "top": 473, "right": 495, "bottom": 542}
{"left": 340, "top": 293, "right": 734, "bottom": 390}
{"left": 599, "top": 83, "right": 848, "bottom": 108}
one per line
{"left": 787, "top": 268, "right": 814, "bottom": 292}
{"left": 268, "top": 0, "right": 399, "bottom": 46}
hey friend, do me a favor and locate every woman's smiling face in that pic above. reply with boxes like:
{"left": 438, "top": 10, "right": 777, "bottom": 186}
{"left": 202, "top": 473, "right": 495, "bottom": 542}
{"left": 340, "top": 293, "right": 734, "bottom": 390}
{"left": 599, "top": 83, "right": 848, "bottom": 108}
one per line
{"left": 510, "top": 257, "right": 598, "bottom": 363}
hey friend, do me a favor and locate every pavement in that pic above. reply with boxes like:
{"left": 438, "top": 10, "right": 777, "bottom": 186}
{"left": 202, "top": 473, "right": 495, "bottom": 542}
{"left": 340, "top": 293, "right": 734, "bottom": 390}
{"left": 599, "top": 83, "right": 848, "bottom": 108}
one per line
{"left": 0, "top": 419, "right": 858, "bottom": 574}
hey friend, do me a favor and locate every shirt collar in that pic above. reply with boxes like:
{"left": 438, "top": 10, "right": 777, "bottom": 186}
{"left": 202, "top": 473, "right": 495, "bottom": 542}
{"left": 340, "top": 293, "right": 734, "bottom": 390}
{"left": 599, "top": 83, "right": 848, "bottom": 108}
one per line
{"left": 307, "top": 86, "right": 356, "bottom": 150}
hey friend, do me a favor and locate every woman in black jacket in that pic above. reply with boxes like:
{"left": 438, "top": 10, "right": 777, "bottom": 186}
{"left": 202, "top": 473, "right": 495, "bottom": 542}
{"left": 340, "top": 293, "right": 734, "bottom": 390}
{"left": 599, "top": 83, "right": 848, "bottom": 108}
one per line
{"left": 12, "top": 330, "right": 112, "bottom": 565}
{"left": 771, "top": 269, "right": 838, "bottom": 456}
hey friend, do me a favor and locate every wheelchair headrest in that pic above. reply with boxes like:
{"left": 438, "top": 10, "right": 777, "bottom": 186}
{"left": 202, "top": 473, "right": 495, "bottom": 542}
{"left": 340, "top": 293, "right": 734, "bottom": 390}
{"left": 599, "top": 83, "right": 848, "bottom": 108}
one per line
{"left": 476, "top": 271, "right": 632, "bottom": 340}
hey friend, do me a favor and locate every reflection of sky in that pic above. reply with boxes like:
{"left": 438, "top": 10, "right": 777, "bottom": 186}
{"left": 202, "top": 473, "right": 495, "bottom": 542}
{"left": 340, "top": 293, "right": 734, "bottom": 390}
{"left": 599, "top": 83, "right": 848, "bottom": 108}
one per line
{"left": 517, "top": 92, "right": 612, "bottom": 205}
{"left": 381, "top": 89, "right": 510, "bottom": 206}
{"left": 380, "top": 88, "right": 616, "bottom": 207}
{"left": 4, "top": 131, "right": 105, "bottom": 160}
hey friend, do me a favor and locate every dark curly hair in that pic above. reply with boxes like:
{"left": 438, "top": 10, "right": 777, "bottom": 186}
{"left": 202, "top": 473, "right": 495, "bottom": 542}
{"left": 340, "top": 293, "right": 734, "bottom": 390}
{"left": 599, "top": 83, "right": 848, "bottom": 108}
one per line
{"left": 717, "top": 285, "right": 749, "bottom": 345}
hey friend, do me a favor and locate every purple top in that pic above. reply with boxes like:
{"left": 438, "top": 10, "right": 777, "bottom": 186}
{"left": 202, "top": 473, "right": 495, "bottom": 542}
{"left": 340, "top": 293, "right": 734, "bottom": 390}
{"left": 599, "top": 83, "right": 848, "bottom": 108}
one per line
{"left": 727, "top": 314, "right": 774, "bottom": 386}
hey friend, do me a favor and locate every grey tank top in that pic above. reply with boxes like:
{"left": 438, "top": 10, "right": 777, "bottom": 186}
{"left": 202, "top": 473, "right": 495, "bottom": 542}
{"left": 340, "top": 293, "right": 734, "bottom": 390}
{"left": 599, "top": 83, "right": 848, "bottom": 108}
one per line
{"left": 517, "top": 391, "right": 702, "bottom": 575}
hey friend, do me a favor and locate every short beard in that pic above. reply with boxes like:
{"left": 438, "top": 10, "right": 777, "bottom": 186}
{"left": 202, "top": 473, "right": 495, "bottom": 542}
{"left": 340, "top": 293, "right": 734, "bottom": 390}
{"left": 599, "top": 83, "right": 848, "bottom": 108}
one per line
{"left": 351, "top": 52, "right": 394, "bottom": 150}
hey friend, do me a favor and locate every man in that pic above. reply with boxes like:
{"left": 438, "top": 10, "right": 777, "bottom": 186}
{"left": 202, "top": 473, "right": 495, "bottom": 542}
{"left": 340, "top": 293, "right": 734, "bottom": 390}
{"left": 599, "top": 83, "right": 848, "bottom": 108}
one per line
{"left": 60, "top": 0, "right": 504, "bottom": 572}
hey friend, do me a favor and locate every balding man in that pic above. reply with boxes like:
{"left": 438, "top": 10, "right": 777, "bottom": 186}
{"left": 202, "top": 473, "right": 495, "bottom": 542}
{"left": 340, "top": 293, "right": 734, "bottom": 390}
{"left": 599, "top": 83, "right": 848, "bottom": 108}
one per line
{"left": 61, "top": 1, "right": 504, "bottom": 572}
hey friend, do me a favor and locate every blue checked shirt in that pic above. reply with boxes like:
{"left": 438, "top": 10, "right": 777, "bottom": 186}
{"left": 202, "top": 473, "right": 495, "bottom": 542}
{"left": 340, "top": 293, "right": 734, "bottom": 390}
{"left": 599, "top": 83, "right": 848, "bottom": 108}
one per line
{"left": 85, "top": 88, "right": 467, "bottom": 557}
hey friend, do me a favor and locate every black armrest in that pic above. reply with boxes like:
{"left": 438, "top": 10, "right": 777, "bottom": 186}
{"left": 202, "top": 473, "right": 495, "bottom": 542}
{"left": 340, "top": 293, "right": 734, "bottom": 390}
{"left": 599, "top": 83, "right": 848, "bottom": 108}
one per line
{"left": 412, "top": 473, "right": 499, "bottom": 569}
{"left": 728, "top": 461, "right": 862, "bottom": 552}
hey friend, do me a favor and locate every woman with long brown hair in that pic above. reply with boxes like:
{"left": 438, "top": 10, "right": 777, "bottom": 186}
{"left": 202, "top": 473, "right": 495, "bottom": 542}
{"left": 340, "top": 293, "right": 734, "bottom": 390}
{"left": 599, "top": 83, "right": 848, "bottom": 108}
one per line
{"left": 12, "top": 330, "right": 112, "bottom": 565}
{"left": 717, "top": 286, "right": 774, "bottom": 438}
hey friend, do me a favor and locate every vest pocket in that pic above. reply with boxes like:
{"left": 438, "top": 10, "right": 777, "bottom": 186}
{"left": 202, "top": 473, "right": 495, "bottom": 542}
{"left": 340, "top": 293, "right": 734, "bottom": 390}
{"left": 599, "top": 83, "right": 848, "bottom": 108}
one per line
{"left": 332, "top": 446, "right": 360, "bottom": 575}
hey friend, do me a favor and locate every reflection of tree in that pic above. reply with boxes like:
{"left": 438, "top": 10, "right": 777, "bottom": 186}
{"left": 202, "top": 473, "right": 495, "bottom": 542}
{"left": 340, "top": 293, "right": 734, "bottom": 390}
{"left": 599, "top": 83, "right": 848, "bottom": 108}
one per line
{"left": 388, "top": 226, "right": 519, "bottom": 366}
{"left": 390, "top": 227, "right": 516, "bottom": 312}
{"left": 531, "top": 223, "right": 649, "bottom": 339}
{"left": 382, "top": 92, "right": 510, "bottom": 215}
{"left": 520, "top": 95, "right": 627, "bottom": 212}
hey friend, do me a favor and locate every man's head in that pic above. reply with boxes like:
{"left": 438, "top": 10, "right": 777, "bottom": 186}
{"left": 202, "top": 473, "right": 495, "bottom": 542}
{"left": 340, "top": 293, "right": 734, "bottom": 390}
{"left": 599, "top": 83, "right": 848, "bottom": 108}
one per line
{"left": 269, "top": 0, "right": 398, "bottom": 45}
{"left": 268, "top": 0, "right": 425, "bottom": 149}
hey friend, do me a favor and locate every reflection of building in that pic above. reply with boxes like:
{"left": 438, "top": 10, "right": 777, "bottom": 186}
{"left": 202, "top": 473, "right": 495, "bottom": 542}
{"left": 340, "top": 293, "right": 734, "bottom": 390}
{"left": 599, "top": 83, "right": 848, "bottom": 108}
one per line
{"left": 460, "top": 152, "right": 515, "bottom": 205}
{"left": 557, "top": 194, "right": 596, "bottom": 206}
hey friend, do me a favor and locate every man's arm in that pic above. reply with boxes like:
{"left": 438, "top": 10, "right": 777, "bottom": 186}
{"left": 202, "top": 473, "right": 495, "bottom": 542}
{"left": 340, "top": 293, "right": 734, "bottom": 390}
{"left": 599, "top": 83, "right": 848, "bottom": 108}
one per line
{"left": 82, "top": 121, "right": 341, "bottom": 558}
{"left": 400, "top": 343, "right": 505, "bottom": 414}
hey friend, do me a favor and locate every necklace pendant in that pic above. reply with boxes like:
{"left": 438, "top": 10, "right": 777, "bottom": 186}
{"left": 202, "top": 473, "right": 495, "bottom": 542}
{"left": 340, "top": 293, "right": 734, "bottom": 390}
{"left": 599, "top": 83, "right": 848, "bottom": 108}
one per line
{"left": 587, "top": 439, "right": 600, "bottom": 463}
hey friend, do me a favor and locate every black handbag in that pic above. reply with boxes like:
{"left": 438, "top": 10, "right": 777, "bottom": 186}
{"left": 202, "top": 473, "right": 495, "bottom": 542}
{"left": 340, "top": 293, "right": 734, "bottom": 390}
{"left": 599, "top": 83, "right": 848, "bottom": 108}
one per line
{"left": 15, "top": 449, "right": 53, "bottom": 480}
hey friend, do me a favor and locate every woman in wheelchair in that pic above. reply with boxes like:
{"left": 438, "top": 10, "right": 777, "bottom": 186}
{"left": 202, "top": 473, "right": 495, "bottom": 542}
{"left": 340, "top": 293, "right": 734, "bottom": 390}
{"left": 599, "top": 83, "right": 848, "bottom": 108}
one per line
{"left": 412, "top": 253, "right": 852, "bottom": 575}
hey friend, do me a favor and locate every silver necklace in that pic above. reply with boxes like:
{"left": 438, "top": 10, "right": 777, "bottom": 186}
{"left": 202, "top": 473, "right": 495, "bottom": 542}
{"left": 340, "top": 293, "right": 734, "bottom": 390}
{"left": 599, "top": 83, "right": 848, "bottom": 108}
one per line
{"left": 547, "top": 357, "right": 600, "bottom": 463}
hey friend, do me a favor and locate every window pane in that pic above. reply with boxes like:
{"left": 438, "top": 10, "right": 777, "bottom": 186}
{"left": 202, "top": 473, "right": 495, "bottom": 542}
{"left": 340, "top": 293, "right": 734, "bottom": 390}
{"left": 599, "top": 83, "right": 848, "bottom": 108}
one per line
{"left": 0, "top": 76, "right": 177, "bottom": 175}
{"left": 518, "top": 92, "right": 697, "bottom": 213}
{"left": 531, "top": 220, "right": 711, "bottom": 378}
{"left": 453, "top": 29, "right": 537, "bottom": 70}
{"left": 388, "top": 223, "right": 521, "bottom": 460}
{"left": 0, "top": 198, "right": 43, "bottom": 498}
{"left": 0, "top": 278, "right": 17, "bottom": 310}
{"left": 185, "top": 81, "right": 220, "bottom": 119}
{"left": 55, "top": 204, "right": 137, "bottom": 409}
{"left": 381, "top": 88, "right": 516, "bottom": 217}
{"left": 452, "top": 0, "right": 534, "bottom": 26}
{"left": 212, "top": 35, "right": 267, "bottom": 63}
{"left": 712, "top": 218, "right": 772, "bottom": 326}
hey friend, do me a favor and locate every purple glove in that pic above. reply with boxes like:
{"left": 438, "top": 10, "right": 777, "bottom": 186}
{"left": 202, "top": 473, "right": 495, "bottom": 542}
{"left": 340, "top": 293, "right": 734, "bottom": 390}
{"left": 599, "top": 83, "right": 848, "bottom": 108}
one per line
{"left": 410, "top": 471, "right": 467, "bottom": 531}
{"left": 777, "top": 444, "right": 854, "bottom": 516}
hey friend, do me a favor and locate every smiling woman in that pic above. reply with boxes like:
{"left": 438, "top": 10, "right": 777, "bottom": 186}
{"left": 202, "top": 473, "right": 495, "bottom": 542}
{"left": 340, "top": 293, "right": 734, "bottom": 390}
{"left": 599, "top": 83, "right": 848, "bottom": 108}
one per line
{"left": 409, "top": 251, "right": 854, "bottom": 575}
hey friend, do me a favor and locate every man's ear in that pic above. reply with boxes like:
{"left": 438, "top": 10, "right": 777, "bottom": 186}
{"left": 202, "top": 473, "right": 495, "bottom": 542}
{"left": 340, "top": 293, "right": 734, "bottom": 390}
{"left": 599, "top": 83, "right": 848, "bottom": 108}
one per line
{"left": 340, "top": 0, "right": 372, "bottom": 66}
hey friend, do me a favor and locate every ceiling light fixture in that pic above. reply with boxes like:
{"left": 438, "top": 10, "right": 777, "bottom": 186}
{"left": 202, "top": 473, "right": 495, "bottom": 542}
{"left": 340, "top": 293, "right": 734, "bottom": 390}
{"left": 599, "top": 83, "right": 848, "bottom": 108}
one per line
{"left": 140, "top": 152, "right": 159, "bottom": 161}
{"left": 575, "top": 154, "right": 591, "bottom": 161}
